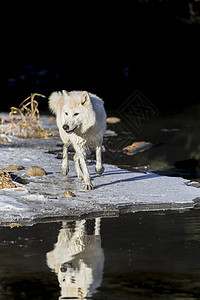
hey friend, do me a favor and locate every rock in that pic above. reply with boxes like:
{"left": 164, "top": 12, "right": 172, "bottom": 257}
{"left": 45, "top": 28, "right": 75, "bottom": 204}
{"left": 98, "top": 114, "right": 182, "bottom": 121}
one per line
{"left": 0, "top": 136, "right": 10, "bottom": 145}
{"left": 48, "top": 116, "right": 56, "bottom": 121}
{"left": 0, "top": 170, "right": 17, "bottom": 189}
{"left": 4, "top": 165, "right": 25, "bottom": 171}
{"left": 26, "top": 166, "right": 47, "bottom": 176}
{"left": 9, "top": 223, "right": 22, "bottom": 227}
{"left": 63, "top": 190, "right": 76, "bottom": 198}
{"left": 123, "top": 141, "right": 152, "bottom": 155}
{"left": 0, "top": 136, "right": 8, "bottom": 142}
{"left": 106, "top": 117, "right": 121, "bottom": 124}
{"left": 10, "top": 173, "right": 28, "bottom": 184}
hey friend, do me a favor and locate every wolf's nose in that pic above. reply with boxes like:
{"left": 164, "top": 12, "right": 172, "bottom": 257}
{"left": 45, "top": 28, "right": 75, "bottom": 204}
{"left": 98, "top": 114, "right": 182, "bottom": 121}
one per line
{"left": 63, "top": 124, "right": 69, "bottom": 131}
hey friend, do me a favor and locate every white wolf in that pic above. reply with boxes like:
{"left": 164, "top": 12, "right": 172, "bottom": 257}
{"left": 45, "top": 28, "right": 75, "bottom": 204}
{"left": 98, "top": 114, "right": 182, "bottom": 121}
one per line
{"left": 49, "top": 90, "right": 107, "bottom": 190}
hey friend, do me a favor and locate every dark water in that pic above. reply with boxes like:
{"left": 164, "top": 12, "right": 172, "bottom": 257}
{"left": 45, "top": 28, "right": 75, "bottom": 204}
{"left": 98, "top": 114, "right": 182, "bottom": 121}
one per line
{"left": 1, "top": 210, "right": 200, "bottom": 299}
{"left": 104, "top": 117, "right": 200, "bottom": 180}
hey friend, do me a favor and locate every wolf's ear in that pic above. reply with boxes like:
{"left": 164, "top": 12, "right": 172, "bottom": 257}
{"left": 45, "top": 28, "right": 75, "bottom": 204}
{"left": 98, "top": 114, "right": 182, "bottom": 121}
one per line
{"left": 81, "top": 91, "right": 90, "bottom": 106}
{"left": 62, "top": 90, "right": 69, "bottom": 98}
{"left": 49, "top": 91, "right": 64, "bottom": 115}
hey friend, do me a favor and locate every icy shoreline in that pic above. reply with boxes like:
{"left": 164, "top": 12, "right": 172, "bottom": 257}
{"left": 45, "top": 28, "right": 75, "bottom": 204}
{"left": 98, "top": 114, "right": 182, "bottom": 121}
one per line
{"left": 0, "top": 132, "right": 200, "bottom": 226}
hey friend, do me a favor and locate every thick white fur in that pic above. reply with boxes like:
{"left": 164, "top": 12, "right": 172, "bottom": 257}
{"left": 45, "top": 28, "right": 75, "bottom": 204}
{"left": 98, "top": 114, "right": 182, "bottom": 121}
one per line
{"left": 49, "top": 90, "right": 107, "bottom": 190}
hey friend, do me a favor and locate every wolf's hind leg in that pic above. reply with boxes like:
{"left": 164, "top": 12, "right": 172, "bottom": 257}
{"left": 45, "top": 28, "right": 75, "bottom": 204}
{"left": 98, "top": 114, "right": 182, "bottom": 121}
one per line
{"left": 73, "top": 152, "right": 84, "bottom": 181}
{"left": 61, "top": 144, "right": 69, "bottom": 176}
{"left": 95, "top": 145, "right": 104, "bottom": 175}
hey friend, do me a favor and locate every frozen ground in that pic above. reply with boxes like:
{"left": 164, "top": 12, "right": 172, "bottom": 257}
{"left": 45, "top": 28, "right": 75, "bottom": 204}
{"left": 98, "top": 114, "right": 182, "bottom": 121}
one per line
{"left": 0, "top": 116, "right": 200, "bottom": 226}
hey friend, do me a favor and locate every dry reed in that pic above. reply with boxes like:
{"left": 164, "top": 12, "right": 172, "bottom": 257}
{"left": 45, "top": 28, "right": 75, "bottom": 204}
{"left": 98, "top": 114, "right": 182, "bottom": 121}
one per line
{"left": 1, "top": 93, "right": 52, "bottom": 139}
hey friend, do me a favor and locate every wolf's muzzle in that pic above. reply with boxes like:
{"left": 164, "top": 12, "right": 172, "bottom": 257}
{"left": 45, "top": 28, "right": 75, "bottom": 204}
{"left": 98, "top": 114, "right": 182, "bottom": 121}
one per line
{"left": 63, "top": 124, "right": 77, "bottom": 133}
{"left": 63, "top": 124, "right": 69, "bottom": 131}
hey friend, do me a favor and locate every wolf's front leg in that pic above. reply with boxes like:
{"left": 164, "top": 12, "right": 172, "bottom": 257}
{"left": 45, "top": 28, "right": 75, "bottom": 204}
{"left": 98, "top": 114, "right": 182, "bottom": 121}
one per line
{"left": 73, "top": 153, "right": 84, "bottom": 181}
{"left": 61, "top": 144, "right": 69, "bottom": 176}
{"left": 95, "top": 145, "right": 104, "bottom": 175}
{"left": 77, "top": 150, "right": 93, "bottom": 190}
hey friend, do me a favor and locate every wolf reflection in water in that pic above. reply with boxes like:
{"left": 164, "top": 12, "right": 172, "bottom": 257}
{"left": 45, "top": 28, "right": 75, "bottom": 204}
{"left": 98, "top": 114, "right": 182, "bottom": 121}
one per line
{"left": 46, "top": 218, "right": 104, "bottom": 299}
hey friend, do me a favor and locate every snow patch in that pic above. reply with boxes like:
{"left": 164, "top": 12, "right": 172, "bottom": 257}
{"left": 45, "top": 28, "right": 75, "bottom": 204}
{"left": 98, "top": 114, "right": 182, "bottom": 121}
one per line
{"left": 0, "top": 131, "right": 199, "bottom": 225}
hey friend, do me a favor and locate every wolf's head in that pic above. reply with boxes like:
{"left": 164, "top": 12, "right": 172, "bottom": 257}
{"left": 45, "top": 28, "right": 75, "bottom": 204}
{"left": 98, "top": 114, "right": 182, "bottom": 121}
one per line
{"left": 61, "top": 90, "right": 96, "bottom": 134}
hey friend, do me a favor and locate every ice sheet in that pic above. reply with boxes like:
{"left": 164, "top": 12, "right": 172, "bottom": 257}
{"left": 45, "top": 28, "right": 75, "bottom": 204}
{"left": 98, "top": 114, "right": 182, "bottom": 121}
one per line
{"left": 0, "top": 132, "right": 200, "bottom": 225}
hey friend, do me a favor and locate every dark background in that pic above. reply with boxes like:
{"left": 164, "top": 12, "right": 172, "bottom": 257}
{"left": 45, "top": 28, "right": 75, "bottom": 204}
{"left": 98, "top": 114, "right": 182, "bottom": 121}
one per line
{"left": 1, "top": 1, "right": 200, "bottom": 114}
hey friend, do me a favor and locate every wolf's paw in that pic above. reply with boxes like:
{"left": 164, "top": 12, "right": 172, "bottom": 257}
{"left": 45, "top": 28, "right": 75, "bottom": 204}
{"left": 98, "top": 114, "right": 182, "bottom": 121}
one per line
{"left": 61, "top": 167, "right": 69, "bottom": 176}
{"left": 95, "top": 166, "right": 104, "bottom": 176}
{"left": 82, "top": 183, "right": 93, "bottom": 190}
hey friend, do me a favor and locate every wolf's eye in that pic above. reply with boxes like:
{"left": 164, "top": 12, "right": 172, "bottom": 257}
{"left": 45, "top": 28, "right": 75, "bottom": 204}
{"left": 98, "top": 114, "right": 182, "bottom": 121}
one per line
{"left": 65, "top": 112, "right": 68, "bottom": 115}
{"left": 73, "top": 113, "right": 79, "bottom": 116}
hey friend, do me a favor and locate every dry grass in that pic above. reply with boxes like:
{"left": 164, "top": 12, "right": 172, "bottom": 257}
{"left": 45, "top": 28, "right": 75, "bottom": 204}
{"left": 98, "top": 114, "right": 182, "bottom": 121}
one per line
{"left": 0, "top": 170, "right": 18, "bottom": 189}
{"left": 1, "top": 93, "right": 53, "bottom": 139}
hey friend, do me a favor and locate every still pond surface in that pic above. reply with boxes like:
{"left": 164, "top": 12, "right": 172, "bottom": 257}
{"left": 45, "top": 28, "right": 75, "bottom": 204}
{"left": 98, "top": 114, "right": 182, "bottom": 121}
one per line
{"left": 0, "top": 210, "right": 200, "bottom": 299}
